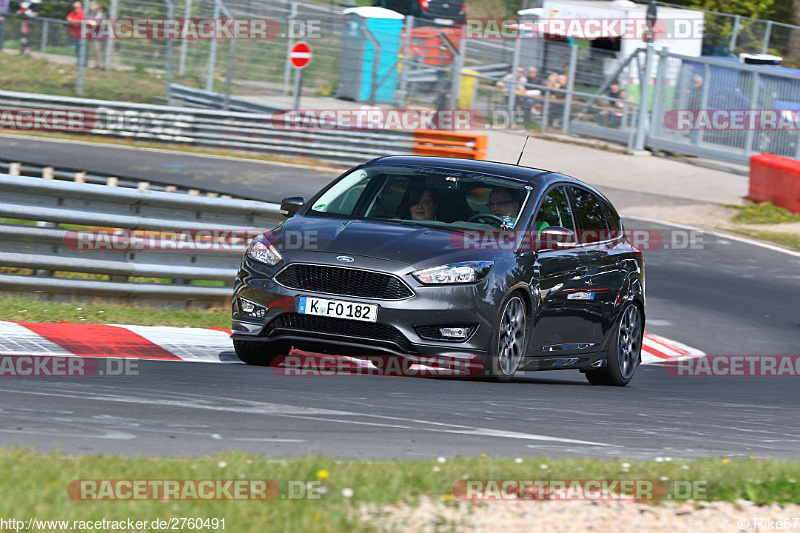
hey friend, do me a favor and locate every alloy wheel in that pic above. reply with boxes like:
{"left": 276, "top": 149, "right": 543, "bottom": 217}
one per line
{"left": 617, "top": 304, "right": 642, "bottom": 380}
{"left": 497, "top": 296, "right": 526, "bottom": 376}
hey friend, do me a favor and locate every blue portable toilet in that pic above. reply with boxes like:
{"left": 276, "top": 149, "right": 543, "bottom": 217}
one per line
{"left": 337, "top": 7, "right": 404, "bottom": 103}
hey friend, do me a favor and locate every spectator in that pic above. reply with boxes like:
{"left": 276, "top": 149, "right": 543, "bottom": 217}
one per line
{"left": 17, "top": 0, "right": 40, "bottom": 55}
{"left": 521, "top": 66, "right": 542, "bottom": 123}
{"left": 606, "top": 89, "right": 632, "bottom": 128}
{"left": 526, "top": 67, "right": 540, "bottom": 87}
{"left": 0, "top": 0, "right": 8, "bottom": 52}
{"left": 608, "top": 80, "right": 621, "bottom": 100}
{"left": 548, "top": 74, "right": 569, "bottom": 127}
{"left": 88, "top": 1, "right": 106, "bottom": 69}
{"left": 597, "top": 80, "right": 624, "bottom": 126}
{"left": 688, "top": 74, "right": 704, "bottom": 109}
{"left": 67, "top": 0, "right": 87, "bottom": 67}
{"left": 687, "top": 76, "right": 704, "bottom": 144}
{"left": 497, "top": 66, "right": 527, "bottom": 94}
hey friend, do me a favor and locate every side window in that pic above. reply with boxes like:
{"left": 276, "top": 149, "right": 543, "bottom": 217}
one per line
{"left": 568, "top": 187, "right": 609, "bottom": 244}
{"left": 601, "top": 200, "right": 623, "bottom": 239}
{"left": 533, "top": 186, "right": 575, "bottom": 233}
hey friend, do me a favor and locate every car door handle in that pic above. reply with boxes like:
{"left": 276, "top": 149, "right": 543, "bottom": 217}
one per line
{"left": 575, "top": 265, "right": 589, "bottom": 274}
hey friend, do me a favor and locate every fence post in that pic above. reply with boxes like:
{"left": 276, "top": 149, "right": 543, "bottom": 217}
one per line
{"left": 395, "top": 15, "right": 414, "bottom": 107}
{"left": 541, "top": 88, "right": 550, "bottom": 134}
{"left": 76, "top": 0, "right": 91, "bottom": 97}
{"left": 761, "top": 21, "right": 772, "bottom": 55}
{"left": 744, "top": 72, "right": 760, "bottom": 156}
{"left": 634, "top": 45, "right": 654, "bottom": 151}
{"left": 649, "top": 47, "right": 669, "bottom": 143}
{"left": 105, "top": 0, "right": 119, "bottom": 70}
{"left": 164, "top": 0, "right": 175, "bottom": 105}
{"left": 507, "top": 33, "right": 521, "bottom": 125}
{"left": 40, "top": 20, "right": 48, "bottom": 54}
{"left": 448, "top": 37, "right": 465, "bottom": 111}
{"left": 205, "top": 0, "right": 221, "bottom": 91}
{"left": 179, "top": 0, "right": 193, "bottom": 76}
{"left": 729, "top": 15, "right": 741, "bottom": 53}
{"left": 561, "top": 42, "right": 578, "bottom": 134}
{"left": 363, "top": 28, "right": 381, "bottom": 106}
{"left": 695, "top": 63, "right": 711, "bottom": 147}
{"left": 283, "top": 1, "right": 298, "bottom": 95}
{"left": 224, "top": 41, "right": 234, "bottom": 110}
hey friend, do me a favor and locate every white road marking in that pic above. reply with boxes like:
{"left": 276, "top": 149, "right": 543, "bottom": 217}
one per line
{"left": 1, "top": 387, "right": 616, "bottom": 447}
{"left": 621, "top": 214, "right": 800, "bottom": 257}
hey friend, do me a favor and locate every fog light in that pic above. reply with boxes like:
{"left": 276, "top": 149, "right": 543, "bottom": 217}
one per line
{"left": 439, "top": 327, "right": 469, "bottom": 339}
{"left": 239, "top": 298, "right": 267, "bottom": 319}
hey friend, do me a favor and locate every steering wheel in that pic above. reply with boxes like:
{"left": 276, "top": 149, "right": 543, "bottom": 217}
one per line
{"left": 467, "top": 213, "right": 506, "bottom": 227}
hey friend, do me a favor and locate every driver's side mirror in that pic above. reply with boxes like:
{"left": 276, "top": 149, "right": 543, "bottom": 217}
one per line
{"left": 280, "top": 197, "right": 305, "bottom": 218}
{"left": 538, "top": 226, "right": 576, "bottom": 249}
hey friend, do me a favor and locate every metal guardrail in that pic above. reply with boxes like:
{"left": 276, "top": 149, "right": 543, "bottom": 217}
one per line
{"left": 0, "top": 159, "right": 240, "bottom": 199}
{"left": 169, "top": 85, "right": 287, "bottom": 114}
{"left": 0, "top": 174, "right": 284, "bottom": 304}
{"left": 0, "top": 90, "right": 415, "bottom": 166}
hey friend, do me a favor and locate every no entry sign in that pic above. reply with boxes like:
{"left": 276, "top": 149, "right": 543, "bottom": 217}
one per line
{"left": 290, "top": 42, "right": 312, "bottom": 69}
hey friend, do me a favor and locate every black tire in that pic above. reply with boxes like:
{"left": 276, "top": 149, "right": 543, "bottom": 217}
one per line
{"left": 233, "top": 339, "right": 282, "bottom": 366}
{"left": 585, "top": 303, "right": 642, "bottom": 386}
{"left": 480, "top": 293, "right": 528, "bottom": 380}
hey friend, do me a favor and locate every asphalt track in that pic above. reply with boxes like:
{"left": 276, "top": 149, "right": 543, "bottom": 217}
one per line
{"left": 1, "top": 135, "right": 799, "bottom": 459}
{"left": 0, "top": 135, "right": 340, "bottom": 200}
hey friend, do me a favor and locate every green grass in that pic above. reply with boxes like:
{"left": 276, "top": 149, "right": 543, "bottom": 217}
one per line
{"left": 0, "top": 54, "right": 214, "bottom": 103}
{"left": 0, "top": 293, "right": 229, "bottom": 328}
{"left": 0, "top": 450, "right": 798, "bottom": 532}
{"left": 729, "top": 202, "right": 800, "bottom": 225}
{"left": 725, "top": 228, "right": 800, "bottom": 251}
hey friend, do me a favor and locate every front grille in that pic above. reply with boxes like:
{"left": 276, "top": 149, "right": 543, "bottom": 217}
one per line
{"left": 275, "top": 264, "right": 413, "bottom": 300}
{"left": 265, "top": 313, "right": 416, "bottom": 353}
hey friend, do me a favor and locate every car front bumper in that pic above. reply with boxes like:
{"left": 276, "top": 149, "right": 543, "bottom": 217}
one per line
{"left": 231, "top": 253, "right": 496, "bottom": 360}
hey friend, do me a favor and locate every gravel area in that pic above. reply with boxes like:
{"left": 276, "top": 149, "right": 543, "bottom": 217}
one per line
{"left": 360, "top": 496, "right": 800, "bottom": 532}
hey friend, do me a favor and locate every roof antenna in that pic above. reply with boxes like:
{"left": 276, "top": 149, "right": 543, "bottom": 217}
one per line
{"left": 515, "top": 135, "right": 530, "bottom": 166}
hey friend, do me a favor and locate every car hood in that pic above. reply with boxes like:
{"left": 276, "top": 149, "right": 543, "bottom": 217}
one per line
{"left": 271, "top": 215, "right": 501, "bottom": 269}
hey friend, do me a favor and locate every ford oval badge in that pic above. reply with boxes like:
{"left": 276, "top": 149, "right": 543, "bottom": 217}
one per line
{"left": 337, "top": 256, "right": 355, "bottom": 263}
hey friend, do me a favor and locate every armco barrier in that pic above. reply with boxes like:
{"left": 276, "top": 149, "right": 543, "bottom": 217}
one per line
{"left": 412, "top": 131, "right": 488, "bottom": 160}
{"left": 0, "top": 90, "right": 416, "bottom": 167}
{"left": 0, "top": 174, "right": 283, "bottom": 306}
{"left": 749, "top": 153, "right": 800, "bottom": 213}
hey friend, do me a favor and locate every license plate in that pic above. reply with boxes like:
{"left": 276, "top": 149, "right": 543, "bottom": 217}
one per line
{"left": 434, "top": 18, "right": 454, "bottom": 25}
{"left": 298, "top": 296, "right": 378, "bottom": 323}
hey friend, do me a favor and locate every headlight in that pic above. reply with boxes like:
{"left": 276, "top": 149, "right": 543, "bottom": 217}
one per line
{"left": 413, "top": 261, "right": 493, "bottom": 285}
{"left": 247, "top": 240, "right": 282, "bottom": 266}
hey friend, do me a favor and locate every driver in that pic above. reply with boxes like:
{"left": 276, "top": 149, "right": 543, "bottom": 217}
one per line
{"left": 488, "top": 188, "right": 521, "bottom": 218}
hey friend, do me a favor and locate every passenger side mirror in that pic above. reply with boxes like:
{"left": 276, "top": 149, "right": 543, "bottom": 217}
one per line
{"left": 538, "top": 226, "right": 576, "bottom": 249}
{"left": 280, "top": 197, "right": 305, "bottom": 218}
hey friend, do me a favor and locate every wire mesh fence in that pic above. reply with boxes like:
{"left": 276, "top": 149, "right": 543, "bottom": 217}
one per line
{"left": 2, "top": 0, "right": 800, "bottom": 165}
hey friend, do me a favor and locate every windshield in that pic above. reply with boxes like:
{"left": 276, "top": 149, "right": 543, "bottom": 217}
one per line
{"left": 308, "top": 165, "right": 533, "bottom": 230}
